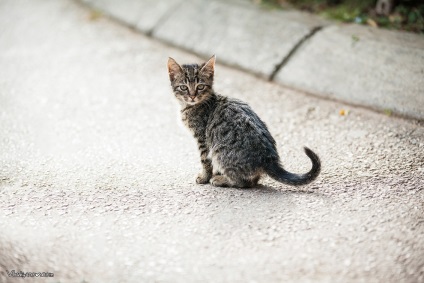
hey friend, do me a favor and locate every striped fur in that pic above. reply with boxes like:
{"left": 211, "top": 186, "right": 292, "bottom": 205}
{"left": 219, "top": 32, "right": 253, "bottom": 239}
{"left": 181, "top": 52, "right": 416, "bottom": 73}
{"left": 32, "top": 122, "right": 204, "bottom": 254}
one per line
{"left": 167, "top": 55, "right": 321, "bottom": 188}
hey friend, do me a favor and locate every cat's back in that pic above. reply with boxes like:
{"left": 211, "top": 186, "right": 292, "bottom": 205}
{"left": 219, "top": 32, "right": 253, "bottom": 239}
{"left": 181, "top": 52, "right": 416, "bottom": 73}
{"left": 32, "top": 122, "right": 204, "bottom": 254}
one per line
{"left": 211, "top": 95, "right": 255, "bottom": 121}
{"left": 210, "top": 94, "right": 268, "bottom": 132}
{"left": 207, "top": 94, "right": 277, "bottom": 154}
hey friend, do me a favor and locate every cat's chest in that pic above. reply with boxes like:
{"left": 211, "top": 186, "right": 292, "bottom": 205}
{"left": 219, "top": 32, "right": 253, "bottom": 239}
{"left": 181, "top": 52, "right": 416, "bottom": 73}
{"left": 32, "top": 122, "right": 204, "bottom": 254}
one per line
{"left": 180, "top": 111, "right": 192, "bottom": 129}
{"left": 180, "top": 108, "right": 208, "bottom": 136}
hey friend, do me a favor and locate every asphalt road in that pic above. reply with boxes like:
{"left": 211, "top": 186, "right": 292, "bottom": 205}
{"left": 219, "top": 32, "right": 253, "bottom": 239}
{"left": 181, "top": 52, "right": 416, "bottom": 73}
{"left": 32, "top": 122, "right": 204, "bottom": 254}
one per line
{"left": 0, "top": 0, "right": 423, "bottom": 282}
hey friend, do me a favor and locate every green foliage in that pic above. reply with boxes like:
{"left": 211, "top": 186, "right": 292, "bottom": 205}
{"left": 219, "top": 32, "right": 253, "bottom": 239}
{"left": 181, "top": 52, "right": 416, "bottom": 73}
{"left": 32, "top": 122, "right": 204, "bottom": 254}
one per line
{"left": 255, "top": 0, "right": 424, "bottom": 33}
{"left": 320, "top": 6, "right": 363, "bottom": 22}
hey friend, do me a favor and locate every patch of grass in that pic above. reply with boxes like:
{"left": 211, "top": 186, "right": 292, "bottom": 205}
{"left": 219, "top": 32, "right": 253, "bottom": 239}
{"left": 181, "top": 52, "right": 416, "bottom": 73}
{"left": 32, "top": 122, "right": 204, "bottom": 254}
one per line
{"left": 254, "top": 0, "right": 424, "bottom": 33}
{"left": 321, "top": 5, "right": 362, "bottom": 22}
{"left": 384, "top": 109, "right": 393, "bottom": 116}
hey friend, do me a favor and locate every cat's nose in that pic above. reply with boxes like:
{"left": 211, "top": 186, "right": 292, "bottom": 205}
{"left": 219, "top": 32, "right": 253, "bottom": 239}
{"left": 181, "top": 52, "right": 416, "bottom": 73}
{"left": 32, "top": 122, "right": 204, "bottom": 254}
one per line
{"left": 189, "top": 95, "right": 196, "bottom": 101}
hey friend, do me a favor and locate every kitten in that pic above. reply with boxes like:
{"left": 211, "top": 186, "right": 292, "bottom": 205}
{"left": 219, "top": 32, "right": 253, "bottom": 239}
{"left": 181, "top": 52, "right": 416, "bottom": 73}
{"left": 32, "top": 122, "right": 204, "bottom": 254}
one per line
{"left": 167, "top": 55, "right": 321, "bottom": 188}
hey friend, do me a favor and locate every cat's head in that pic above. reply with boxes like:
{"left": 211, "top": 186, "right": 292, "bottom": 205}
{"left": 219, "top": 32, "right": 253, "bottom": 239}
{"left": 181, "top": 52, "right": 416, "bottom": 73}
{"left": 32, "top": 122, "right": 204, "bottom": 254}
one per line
{"left": 167, "top": 55, "right": 215, "bottom": 106}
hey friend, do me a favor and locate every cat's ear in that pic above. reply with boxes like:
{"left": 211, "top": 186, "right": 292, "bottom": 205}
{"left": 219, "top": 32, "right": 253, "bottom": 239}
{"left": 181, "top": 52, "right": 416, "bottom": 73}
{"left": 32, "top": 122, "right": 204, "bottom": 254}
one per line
{"left": 200, "top": 55, "right": 216, "bottom": 78}
{"left": 168, "top": 57, "right": 183, "bottom": 82}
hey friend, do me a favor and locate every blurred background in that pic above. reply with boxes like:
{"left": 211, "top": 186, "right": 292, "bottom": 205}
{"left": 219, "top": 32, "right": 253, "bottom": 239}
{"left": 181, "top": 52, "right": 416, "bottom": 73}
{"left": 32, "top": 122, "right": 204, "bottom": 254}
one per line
{"left": 256, "top": 0, "right": 424, "bottom": 33}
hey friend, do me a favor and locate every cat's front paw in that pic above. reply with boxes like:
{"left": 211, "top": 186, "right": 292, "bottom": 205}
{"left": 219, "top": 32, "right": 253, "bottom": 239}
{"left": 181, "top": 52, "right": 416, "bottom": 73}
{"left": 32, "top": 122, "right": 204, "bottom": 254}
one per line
{"left": 196, "top": 173, "right": 211, "bottom": 184}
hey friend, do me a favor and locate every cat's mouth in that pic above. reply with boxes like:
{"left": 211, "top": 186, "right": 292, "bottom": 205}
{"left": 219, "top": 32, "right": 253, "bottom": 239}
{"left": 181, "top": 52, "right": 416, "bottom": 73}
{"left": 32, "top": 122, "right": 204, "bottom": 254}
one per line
{"left": 186, "top": 97, "right": 199, "bottom": 105}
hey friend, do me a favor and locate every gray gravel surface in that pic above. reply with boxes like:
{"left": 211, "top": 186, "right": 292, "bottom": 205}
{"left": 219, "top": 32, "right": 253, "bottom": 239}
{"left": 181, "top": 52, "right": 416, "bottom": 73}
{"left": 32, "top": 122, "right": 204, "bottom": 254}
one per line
{"left": 0, "top": 0, "right": 423, "bottom": 282}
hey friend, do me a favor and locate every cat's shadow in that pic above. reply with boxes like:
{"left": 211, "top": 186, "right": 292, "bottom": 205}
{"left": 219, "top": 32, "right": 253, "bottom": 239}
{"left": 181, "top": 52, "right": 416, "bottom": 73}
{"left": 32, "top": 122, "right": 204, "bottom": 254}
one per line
{"left": 213, "top": 183, "right": 327, "bottom": 198}
{"left": 200, "top": 183, "right": 329, "bottom": 218}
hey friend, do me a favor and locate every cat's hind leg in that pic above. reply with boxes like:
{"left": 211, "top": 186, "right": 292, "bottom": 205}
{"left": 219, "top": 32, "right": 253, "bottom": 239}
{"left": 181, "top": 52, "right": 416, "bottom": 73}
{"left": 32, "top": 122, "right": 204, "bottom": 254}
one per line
{"left": 210, "top": 175, "right": 231, "bottom": 187}
{"left": 210, "top": 170, "right": 259, "bottom": 188}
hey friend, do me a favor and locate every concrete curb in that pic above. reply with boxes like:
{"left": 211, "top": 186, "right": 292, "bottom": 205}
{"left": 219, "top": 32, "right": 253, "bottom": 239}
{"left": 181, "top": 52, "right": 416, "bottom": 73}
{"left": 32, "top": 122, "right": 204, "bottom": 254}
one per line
{"left": 79, "top": 0, "right": 424, "bottom": 120}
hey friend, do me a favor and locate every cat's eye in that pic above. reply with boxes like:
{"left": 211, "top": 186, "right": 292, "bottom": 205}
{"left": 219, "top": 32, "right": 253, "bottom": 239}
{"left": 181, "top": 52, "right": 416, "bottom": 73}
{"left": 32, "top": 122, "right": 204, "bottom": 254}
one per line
{"left": 179, "top": 85, "right": 188, "bottom": 91}
{"left": 197, "top": 85, "right": 206, "bottom": 90}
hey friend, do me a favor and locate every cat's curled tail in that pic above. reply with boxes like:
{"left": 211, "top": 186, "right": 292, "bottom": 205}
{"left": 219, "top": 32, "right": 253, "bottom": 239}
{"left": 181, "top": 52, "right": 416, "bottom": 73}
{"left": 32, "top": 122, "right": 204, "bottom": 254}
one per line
{"left": 266, "top": 147, "right": 321, "bottom": 186}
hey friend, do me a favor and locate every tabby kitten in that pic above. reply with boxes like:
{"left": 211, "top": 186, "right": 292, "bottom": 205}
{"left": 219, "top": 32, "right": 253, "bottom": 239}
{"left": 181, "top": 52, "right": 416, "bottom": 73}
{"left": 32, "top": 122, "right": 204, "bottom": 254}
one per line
{"left": 167, "top": 55, "right": 321, "bottom": 188}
